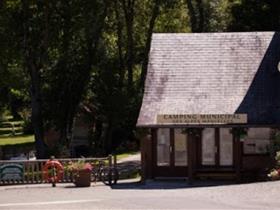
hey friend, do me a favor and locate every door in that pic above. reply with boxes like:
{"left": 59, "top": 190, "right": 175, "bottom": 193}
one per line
{"left": 201, "top": 128, "right": 233, "bottom": 168}
{"left": 154, "top": 128, "right": 188, "bottom": 177}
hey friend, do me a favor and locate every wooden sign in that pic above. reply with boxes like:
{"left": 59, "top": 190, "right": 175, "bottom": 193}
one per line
{"left": 157, "top": 114, "right": 247, "bottom": 124}
{"left": 0, "top": 163, "right": 24, "bottom": 181}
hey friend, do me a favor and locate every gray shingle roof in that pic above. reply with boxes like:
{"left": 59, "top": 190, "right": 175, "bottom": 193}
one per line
{"left": 137, "top": 32, "right": 280, "bottom": 126}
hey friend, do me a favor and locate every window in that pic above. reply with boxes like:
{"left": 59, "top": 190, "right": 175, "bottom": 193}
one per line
{"left": 202, "top": 128, "right": 215, "bottom": 165}
{"left": 243, "top": 128, "right": 271, "bottom": 154}
{"left": 174, "top": 129, "right": 187, "bottom": 166}
{"left": 157, "top": 128, "right": 170, "bottom": 166}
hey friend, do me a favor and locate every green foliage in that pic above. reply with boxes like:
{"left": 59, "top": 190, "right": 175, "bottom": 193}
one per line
{"left": 269, "top": 130, "right": 280, "bottom": 157}
{"left": 1, "top": 0, "right": 280, "bottom": 157}
{"left": 155, "top": 0, "right": 190, "bottom": 32}
{"left": 65, "top": 160, "right": 93, "bottom": 172}
{"left": 229, "top": 0, "right": 280, "bottom": 31}
{"left": 22, "top": 118, "right": 33, "bottom": 135}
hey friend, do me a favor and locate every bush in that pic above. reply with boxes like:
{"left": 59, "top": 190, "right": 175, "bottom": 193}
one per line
{"left": 269, "top": 131, "right": 280, "bottom": 157}
{"left": 114, "top": 140, "right": 139, "bottom": 154}
{"left": 22, "top": 118, "right": 34, "bottom": 134}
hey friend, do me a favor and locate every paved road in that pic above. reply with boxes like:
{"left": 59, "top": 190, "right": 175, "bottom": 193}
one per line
{"left": 0, "top": 179, "right": 280, "bottom": 209}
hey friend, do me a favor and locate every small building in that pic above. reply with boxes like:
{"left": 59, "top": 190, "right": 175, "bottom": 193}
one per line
{"left": 137, "top": 32, "right": 280, "bottom": 182}
{"left": 70, "top": 104, "right": 94, "bottom": 157}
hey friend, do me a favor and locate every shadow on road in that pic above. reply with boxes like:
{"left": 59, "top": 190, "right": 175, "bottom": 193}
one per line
{"left": 111, "top": 179, "right": 236, "bottom": 190}
{"left": 115, "top": 156, "right": 238, "bottom": 190}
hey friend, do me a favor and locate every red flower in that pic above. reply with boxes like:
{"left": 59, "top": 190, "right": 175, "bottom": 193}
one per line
{"left": 83, "top": 163, "right": 93, "bottom": 172}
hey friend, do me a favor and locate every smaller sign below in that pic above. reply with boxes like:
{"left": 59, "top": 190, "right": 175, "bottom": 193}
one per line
{"left": 157, "top": 114, "right": 247, "bottom": 125}
{"left": 0, "top": 163, "right": 24, "bottom": 181}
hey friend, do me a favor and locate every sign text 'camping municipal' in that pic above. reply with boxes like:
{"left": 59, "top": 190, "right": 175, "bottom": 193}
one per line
{"left": 157, "top": 114, "right": 247, "bottom": 124}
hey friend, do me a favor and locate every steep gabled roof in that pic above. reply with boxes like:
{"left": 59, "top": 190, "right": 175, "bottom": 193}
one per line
{"left": 137, "top": 32, "right": 280, "bottom": 126}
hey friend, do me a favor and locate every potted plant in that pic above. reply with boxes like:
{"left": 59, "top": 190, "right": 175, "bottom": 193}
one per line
{"left": 268, "top": 151, "right": 280, "bottom": 181}
{"left": 66, "top": 160, "right": 93, "bottom": 187}
{"left": 268, "top": 169, "right": 280, "bottom": 181}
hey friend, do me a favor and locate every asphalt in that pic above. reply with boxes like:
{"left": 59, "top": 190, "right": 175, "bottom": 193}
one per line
{"left": 0, "top": 179, "right": 280, "bottom": 209}
{"left": 0, "top": 153, "right": 279, "bottom": 209}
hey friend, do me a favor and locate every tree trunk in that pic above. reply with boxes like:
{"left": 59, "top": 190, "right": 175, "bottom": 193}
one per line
{"left": 22, "top": 0, "right": 47, "bottom": 159}
{"left": 115, "top": 0, "right": 125, "bottom": 88}
{"left": 58, "top": 1, "right": 110, "bottom": 154}
{"left": 185, "top": 0, "right": 204, "bottom": 32}
{"left": 93, "top": 119, "right": 103, "bottom": 153}
{"left": 105, "top": 120, "right": 113, "bottom": 155}
{"left": 196, "top": 0, "right": 204, "bottom": 32}
{"left": 29, "top": 61, "right": 47, "bottom": 159}
{"left": 140, "top": 0, "right": 161, "bottom": 91}
{"left": 185, "top": 0, "right": 198, "bottom": 32}
{"left": 121, "top": 0, "right": 135, "bottom": 93}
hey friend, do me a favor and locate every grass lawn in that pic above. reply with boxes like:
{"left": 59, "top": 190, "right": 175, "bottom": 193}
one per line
{"left": 116, "top": 151, "right": 139, "bottom": 161}
{"left": 0, "top": 115, "right": 33, "bottom": 146}
{"left": 0, "top": 134, "right": 35, "bottom": 146}
{"left": 0, "top": 127, "right": 23, "bottom": 136}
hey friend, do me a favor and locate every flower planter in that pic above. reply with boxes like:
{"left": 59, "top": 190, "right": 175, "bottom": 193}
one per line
{"left": 73, "top": 169, "right": 91, "bottom": 187}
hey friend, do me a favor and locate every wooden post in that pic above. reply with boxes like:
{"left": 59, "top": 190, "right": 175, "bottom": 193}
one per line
{"left": 140, "top": 136, "right": 146, "bottom": 183}
{"left": 0, "top": 146, "right": 3, "bottom": 160}
{"left": 35, "top": 162, "right": 40, "bottom": 183}
{"left": 141, "top": 133, "right": 153, "bottom": 183}
{"left": 113, "top": 154, "right": 118, "bottom": 184}
{"left": 50, "top": 156, "right": 56, "bottom": 187}
{"left": 188, "top": 132, "right": 194, "bottom": 184}
{"left": 147, "top": 133, "right": 153, "bottom": 179}
{"left": 108, "top": 155, "right": 112, "bottom": 185}
{"left": 40, "top": 161, "right": 44, "bottom": 183}
{"left": 31, "top": 163, "right": 35, "bottom": 183}
{"left": 234, "top": 129, "right": 242, "bottom": 182}
{"left": 26, "top": 162, "right": 30, "bottom": 184}
{"left": 215, "top": 128, "right": 220, "bottom": 166}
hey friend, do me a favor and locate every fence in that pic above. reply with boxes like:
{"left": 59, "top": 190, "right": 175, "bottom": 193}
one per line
{"left": 0, "top": 155, "right": 118, "bottom": 186}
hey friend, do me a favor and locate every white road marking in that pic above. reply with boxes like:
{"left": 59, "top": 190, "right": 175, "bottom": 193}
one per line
{"left": 0, "top": 199, "right": 101, "bottom": 207}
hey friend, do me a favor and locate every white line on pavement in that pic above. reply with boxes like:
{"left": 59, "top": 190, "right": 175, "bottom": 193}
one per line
{"left": 0, "top": 199, "right": 101, "bottom": 207}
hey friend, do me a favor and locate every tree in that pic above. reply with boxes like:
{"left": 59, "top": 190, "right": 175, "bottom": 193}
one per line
{"left": 88, "top": 0, "right": 167, "bottom": 154}
{"left": 185, "top": 0, "right": 230, "bottom": 33}
{"left": 21, "top": 0, "right": 49, "bottom": 158}
{"left": 0, "top": 1, "right": 28, "bottom": 118}
{"left": 5, "top": 0, "right": 274, "bottom": 158}
{"left": 185, "top": 0, "right": 205, "bottom": 32}
{"left": 139, "top": 0, "right": 163, "bottom": 91}
{"left": 1, "top": 0, "right": 111, "bottom": 158}
{"left": 43, "top": 0, "right": 110, "bottom": 150}
{"left": 228, "top": 0, "right": 280, "bottom": 31}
